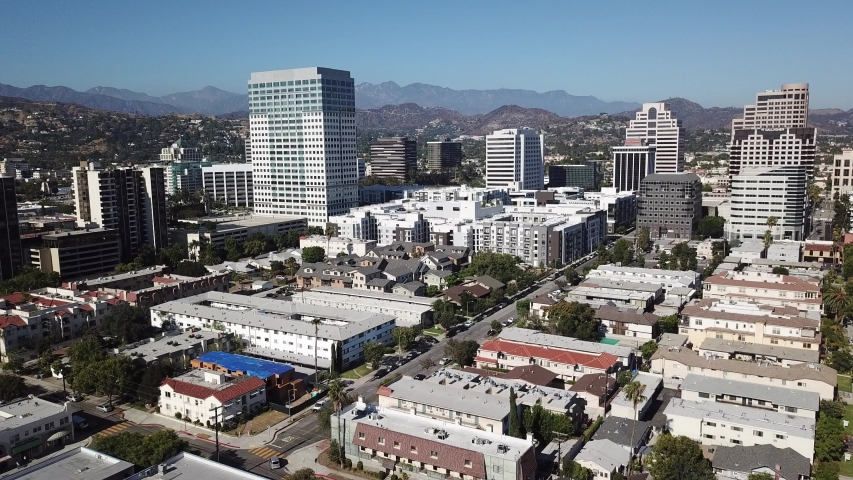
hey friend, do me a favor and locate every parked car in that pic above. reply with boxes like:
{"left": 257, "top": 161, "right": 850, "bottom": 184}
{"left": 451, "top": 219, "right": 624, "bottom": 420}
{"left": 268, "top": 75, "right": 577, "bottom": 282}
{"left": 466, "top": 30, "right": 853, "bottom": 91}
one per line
{"left": 270, "top": 456, "right": 281, "bottom": 469}
{"left": 97, "top": 404, "right": 114, "bottom": 413}
{"left": 439, "top": 357, "right": 451, "bottom": 366}
{"left": 463, "top": 320, "right": 474, "bottom": 328}
{"left": 312, "top": 399, "right": 329, "bottom": 411}
{"left": 66, "top": 394, "right": 82, "bottom": 402}
{"left": 413, "top": 374, "right": 426, "bottom": 381}
{"left": 275, "top": 275, "right": 286, "bottom": 280}
{"left": 71, "top": 415, "right": 88, "bottom": 430}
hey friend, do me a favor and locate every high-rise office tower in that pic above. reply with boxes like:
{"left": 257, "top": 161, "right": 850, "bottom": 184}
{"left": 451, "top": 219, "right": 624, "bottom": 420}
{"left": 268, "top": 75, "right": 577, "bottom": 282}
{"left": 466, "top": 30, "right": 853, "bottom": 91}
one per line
{"left": 625, "top": 103, "right": 684, "bottom": 173}
{"left": 637, "top": 173, "right": 702, "bottom": 239}
{"left": 0, "top": 176, "right": 23, "bottom": 280}
{"left": 726, "top": 83, "right": 813, "bottom": 242}
{"left": 203, "top": 164, "right": 254, "bottom": 208}
{"left": 369, "top": 137, "right": 417, "bottom": 182}
{"left": 547, "top": 164, "right": 601, "bottom": 190}
{"left": 248, "top": 67, "right": 358, "bottom": 226}
{"left": 158, "top": 138, "right": 211, "bottom": 195}
{"left": 427, "top": 138, "right": 463, "bottom": 171}
{"left": 72, "top": 161, "right": 168, "bottom": 261}
{"left": 612, "top": 143, "right": 656, "bottom": 192}
{"left": 485, "top": 128, "right": 544, "bottom": 190}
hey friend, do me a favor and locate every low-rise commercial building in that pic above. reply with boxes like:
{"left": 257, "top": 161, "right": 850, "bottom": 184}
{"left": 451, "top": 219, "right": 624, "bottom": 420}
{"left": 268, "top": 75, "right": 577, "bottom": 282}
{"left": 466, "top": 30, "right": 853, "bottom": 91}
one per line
{"left": 202, "top": 163, "right": 253, "bottom": 208}
{"left": 185, "top": 215, "right": 307, "bottom": 259}
{"left": 0, "top": 397, "right": 74, "bottom": 467}
{"left": 679, "top": 374, "right": 818, "bottom": 419}
{"left": 30, "top": 228, "right": 121, "bottom": 280}
{"left": 159, "top": 369, "right": 267, "bottom": 426}
{"left": 333, "top": 400, "right": 538, "bottom": 480}
{"left": 1, "top": 446, "right": 134, "bottom": 480}
{"left": 663, "top": 398, "right": 815, "bottom": 460}
{"left": 650, "top": 347, "right": 836, "bottom": 399}
{"left": 702, "top": 270, "right": 821, "bottom": 314}
{"left": 191, "top": 351, "right": 305, "bottom": 405}
{"left": 150, "top": 291, "right": 395, "bottom": 370}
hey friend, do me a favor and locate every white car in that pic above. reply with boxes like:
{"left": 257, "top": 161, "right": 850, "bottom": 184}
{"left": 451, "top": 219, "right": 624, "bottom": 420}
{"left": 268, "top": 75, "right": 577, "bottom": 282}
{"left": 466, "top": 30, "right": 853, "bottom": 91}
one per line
{"left": 275, "top": 275, "right": 286, "bottom": 280}
{"left": 439, "top": 357, "right": 451, "bottom": 366}
{"left": 463, "top": 320, "right": 474, "bottom": 328}
{"left": 312, "top": 399, "right": 329, "bottom": 411}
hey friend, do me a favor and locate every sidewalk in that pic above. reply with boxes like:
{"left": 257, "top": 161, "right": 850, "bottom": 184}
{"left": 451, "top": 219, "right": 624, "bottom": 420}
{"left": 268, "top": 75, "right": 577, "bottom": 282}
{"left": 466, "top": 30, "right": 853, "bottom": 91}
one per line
{"left": 284, "top": 440, "right": 363, "bottom": 480}
{"left": 122, "top": 408, "right": 302, "bottom": 450}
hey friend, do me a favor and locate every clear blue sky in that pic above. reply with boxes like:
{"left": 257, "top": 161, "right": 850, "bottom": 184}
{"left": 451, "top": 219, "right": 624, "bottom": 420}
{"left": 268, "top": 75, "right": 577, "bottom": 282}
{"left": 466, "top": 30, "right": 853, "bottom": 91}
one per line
{"left": 2, "top": 0, "right": 851, "bottom": 109}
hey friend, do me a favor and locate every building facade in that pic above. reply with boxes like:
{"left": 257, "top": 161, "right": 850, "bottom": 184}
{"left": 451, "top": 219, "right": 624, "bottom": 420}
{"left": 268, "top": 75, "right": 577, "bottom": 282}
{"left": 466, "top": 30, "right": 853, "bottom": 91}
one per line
{"left": 427, "top": 138, "right": 462, "bottom": 171}
{"left": 625, "top": 103, "right": 684, "bottom": 173}
{"left": 31, "top": 228, "right": 122, "bottom": 279}
{"left": 0, "top": 397, "right": 74, "bottom": 467}
{"left": 369, "top": 137, "right": 417, "bottom": 182}
{"left": 636, "top": 173, "right": 702, "bottom": 239}
{"left": 485, "top": 128, "right": 544, "bottom": 190}
{"left": 159, "top": 370, "right": 267, "bottom": 425}
{"left": 0, "top": 176, "right": 22, "bottom": 280}
{"left": 548, "top": 164, "right": 601, "bottom": 190}
{"left": 159, "top": 139, "right": 212, "bottom": 195}
{"left": 831, "top": 148, "right": 853, "bottom": 197}
{"left": 612, "top": 144, "right": 655, "bottom": 192}
{"left": 248, "top": 67, "right": 358, "bottom": 226}
{"left": 702, "top": 270, "right": 821, "bottom": 313}
{"left": 202, "top": 163, "right": 254, "bottom": 208}
{"left": 730, "top": 83, "right": 809, "bottom": 135}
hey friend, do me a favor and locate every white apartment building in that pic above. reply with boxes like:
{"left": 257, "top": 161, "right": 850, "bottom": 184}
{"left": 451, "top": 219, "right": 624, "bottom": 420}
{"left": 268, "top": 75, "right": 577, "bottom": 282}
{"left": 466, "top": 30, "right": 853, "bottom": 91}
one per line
{"left": 585, "top": 264, "right": 700, "bottom": 295}
{"left": 329, "top": 210, "right": 379, "bottom": 241}
{"left": 831, "top": 148, "right": 853, "bottom": 197}
{"left": 702, "top": 270, "right": 821, "bottom": 313}
{"left": 248, "top": 67, "right": 358, "bottom": 226}
{"left": 612, "top": 144, "right": 655, "bottom": 192}
{"left": 299, "top": 235, "right": 377, "bottom": 257}
{"left": 158, "top": 139, "right": 211, "bottom": 195}
{"left": 485, "top": 128, "right": 544, "bottom": 190}
{"left": 663, "top": 398, "right": 814, "bottom": 460}
{"left": 377, "top": 212, "right": 430, "bottom": 245}
{"left": 406, "top": 186, "right": 511, "bottom": 204}
{"left": 625, "top": 103, "right": 684, "bottom": 173}
{"left": 0, "top": 397, "right": 74, "bottom": 464}
{"left": 731, "top": 83, "right": 809, "bottom": 132}
{"left": 679, "top": 374, "right": 819, "bottom": 419}
{"left": 159, "top": 138, "right": 202, "bottom": 163}
{"left": 649, "top": 348, "right": 836, "bottom": 399}
{"left": 150, "top": 291, "right": 395, "bottom": 369}
{"left": 159, "top": 370, "right": 266, "bottom": 425}
{"left": 202, "top": 163, "right": 254, "bottom": 207}
{"left": 678, "top": 298, "right": 821, "bottom": 354}
{"left": 292, "top": 287, "right": 432, "bottom": 327}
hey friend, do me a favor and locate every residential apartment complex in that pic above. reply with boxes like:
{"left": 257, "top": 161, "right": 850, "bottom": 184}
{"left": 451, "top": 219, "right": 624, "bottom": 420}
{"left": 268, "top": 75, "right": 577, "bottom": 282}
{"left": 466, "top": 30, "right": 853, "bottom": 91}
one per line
{"left": 248, "top": 67, "right": 358, "bottom": 225}
{"left": 150, "top": 291, "right": 395, "bottom": 370}
{"left": 625, "top": 103, "right": 684, "bottom": 173}
{"left": 202, "top": 163, "right": 254, "bottom": 207}
{"left": 369, "top": 137, "right": 417, "bottom": 182}
{"left": 72, "top": 161, "right": 168, "bottom": 261}
{"left": 636, "top": 173, "right": 702, "bottom": 239}
{"left": 679, "top": 374, "right": 819, "bottom": 418}
{"left": 702, "top": 270, "right": 821, "bottom": 313}
{"left": 159, "top": 370, "right": 267, "bottom": 425}
{"left": 158, "top": 139, "right": 212, "bottom": 195}
{"left": 426, "top": 138, "right": 462, "bottom": 171}
{"left": 831, "top": 148, "right": 853, "bottom": 197}
{"left": 485, "top": 128, "right": 544, "bottom": 190}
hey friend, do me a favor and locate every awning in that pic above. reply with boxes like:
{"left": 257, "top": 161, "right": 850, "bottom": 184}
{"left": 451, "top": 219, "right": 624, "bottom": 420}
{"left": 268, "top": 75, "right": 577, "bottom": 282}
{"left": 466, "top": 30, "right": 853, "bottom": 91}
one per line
{"left": 47, "top": 431, "right": 69, "bottom": 441}
{"left": 0, "top": 455, "right": 11, "bottom": 463}
{"left": 11, "top": 439, "right": 41, "bottom": 455}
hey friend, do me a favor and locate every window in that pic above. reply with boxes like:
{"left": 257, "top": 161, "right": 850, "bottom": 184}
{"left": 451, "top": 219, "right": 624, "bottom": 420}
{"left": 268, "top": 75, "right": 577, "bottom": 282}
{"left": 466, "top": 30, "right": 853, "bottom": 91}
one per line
{"left": 699, "top": 392, "right": 710, "bottom": 399}
{"left": 464, "top": 460, "right": 472, "bottom": 468}
{"left": 705, "top": 422, "right": 716, "bottom": 427}
{"left": 731, "top": 426, "right": 742, "bottom": 432}
{"left": 775, "top": 434, "right": 785, "bottom": 439}
{"left": 730, "top": 439, "right": 742, "bottom": 445}
{"left": 785, "top": 406, "right": 798, "bottom": 413}
{"left": 378, "top": 437, "right": 385, "bottom": 445}
{"left": 411, "top": 446, "right": 417, "bottom": 454}
{"left": 393, "top": 441, "right": 400, "bottom": 449}
{"left": 493, "top": 465, "right": 502, "bottom": 473}
{"left": 358, "top": 432, "right": 365, "bottom": 439}
{"left": 796, "top": 382, "right": 805, "bottom": 387}
{"left": 430, "top": 450, "right": 438, "bottom": 458}
{"left": 753, "top": 430, "right": 764, "bottom": 437}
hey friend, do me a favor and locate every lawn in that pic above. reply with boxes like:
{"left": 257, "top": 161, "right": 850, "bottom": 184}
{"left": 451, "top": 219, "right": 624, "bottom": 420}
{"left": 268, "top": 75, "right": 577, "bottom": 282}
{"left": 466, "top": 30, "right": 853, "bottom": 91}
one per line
{"left": 423, "top": 327, "right": 445, "bottom": 337}
{"left": 840, "top": 374, "right": 852, "bottom": 393}
{"left": 341, "top": 364, "right": 373, "bottom": 379}
{"left": 248, "top": 410, "right": 287, "bottom": 435}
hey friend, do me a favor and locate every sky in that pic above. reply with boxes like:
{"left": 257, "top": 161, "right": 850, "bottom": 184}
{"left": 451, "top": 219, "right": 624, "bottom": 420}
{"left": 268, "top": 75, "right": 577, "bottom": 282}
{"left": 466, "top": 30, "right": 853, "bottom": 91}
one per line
{"left": 2, "top": 0, "right": 852, "bottom": 109}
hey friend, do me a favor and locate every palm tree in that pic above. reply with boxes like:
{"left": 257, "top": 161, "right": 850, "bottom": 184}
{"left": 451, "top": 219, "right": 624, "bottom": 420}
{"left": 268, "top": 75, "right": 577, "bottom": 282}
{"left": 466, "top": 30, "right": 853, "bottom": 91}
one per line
{"left": 764, "top": 216, "right": 779, "bottom": 249}
{"left": 825, "top": 284, "right": 851, "bottom": 318}
{"left": 622, "top": 381, "right": 646, "bottom": 477}
{"left": 189, "top": 240, "right": 200, "bottom": 261}
{"left": 327, "top": 379, "right": 350, "bottom": 468}
{"left": 833, "top": 228, "right": 843, "bottom": 265}
{"left": 311, "top": 318, "right": 321, "bottom": 387}
{"left": 808, "top": 181, "right": 823, "bottom": 235}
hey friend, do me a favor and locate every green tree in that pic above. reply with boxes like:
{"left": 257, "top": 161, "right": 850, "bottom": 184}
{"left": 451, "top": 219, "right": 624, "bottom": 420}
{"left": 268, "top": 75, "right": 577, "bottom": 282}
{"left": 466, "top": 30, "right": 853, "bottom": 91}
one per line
{"left": 812, "top": 461, "right": 840, "bottom": 480}
{"left": 697, "top": 216, "right": 726, "bottom": 239}
{"left": 622, "top": 381, "right": 647, "bottom": 476}
{"left": 444, "top": 339, "right": 480, "bottom": 366}
{"left": 243, "top": 232, "right": 271, "bottom": 257}
{"left": 490, "top": 319, "right": 503, "bottom": 334}
{"left": 636, "top": 226, "right": 651, "bottom": 253}
{"left": 432, "top": 299, "right": 458, "bottom": 330}
{"left": 640, "top": 341, "right": 658, "bottom": 364}
{"left": 392, "top": 327, "right": 417, "bottom": 352}
{"left": 815, "top": 412, "right": 845, "bottom": 462}
{"left": 561, "top": 459, "right": 592, "bottom": 480}
{"left": 0, "top": 374, "right": 25, "bottom": 401}
{"left": 658, "top": 315, "right": 679, "bottom": 334}
{"left": 547, "top": 301, "right": 598, "bottom": 341}
{"left": 747, "top": 474, "right": 774, "bottom": 480}
{"left": 646, "top": 435, "right": 714, "bottom": 480}
{"left": 363, "top": 341, "right": 386, "bottom": 368}
{"left": 285, "top": 469, "right": 317, "bottom": 480}
{"left": 327, "top": 379, "right": 350, "bottom": 468}
{"left": 830, "top": 349, "right": 853, "bottom": 373}
{"left": 172, "top": 261, "right": 209, "bottom": 277}
{"left": 302, "top": 246, "right": 326, "bottom": 264}
{"left": 616, "top": 371, "right": 633, "bottom": 388}
{"left": 508, "top": 387, "right": 522, "bottom": 438}
{"left": 91, "top": 430, "right": 187, "bottom": 468}
{"left": 461, "top": 252, "right": 523, "bottom": 285}
{"left": 224, "top": 237, "right": 242, "bottom": 262}
{"left": 824, "top": 284, "right": 852, "bottom": 318}
{"left": 516, "top": 299, "right": 531, "bottom": 316}
{"left": 100, "top": 304, "right": 151, "bottom": 344}
{"left": 820, "top": 399, "right": 847, "bottom": 420}
{"left": 843, "top": 244, "right": 853, "bottom": 280}
{"left": 198, "top": 242, "right": 222, "bottom": 266}
{"left": 97, "top": 356, "right": 133, "bottom": 406}
{"left": 771, "top": 266, "right": 790, "bottom": 275}
{"left": 611, "top": 238, "right": 634, "bottom": 266}
{"left": 0, "top": 359, "right": 22, "bottom": 374}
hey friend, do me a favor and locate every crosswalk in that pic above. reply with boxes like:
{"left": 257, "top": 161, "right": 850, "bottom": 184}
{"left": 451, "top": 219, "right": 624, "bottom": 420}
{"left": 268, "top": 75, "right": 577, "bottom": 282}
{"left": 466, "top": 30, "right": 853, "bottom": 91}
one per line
{"left": 95, "top": 422, "right": 131, "bottom": 437}
{"left": 248, "top": 446, "right": 280, "bottom": 460}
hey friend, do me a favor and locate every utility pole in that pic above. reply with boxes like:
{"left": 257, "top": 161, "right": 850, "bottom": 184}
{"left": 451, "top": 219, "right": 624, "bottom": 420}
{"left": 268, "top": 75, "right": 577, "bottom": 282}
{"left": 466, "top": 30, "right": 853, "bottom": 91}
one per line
{"left": 552, "top": 430, "right": 570, "bottom": 474}
{"left": 209, "top": 405, "right": 222, "bottom": 463}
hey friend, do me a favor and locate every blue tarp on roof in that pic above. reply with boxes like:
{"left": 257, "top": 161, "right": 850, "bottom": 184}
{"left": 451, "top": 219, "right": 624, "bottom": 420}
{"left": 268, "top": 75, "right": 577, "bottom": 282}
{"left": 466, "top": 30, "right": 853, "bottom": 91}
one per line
{"left": 196, "top": 351, "right": 294, "bottom": 378}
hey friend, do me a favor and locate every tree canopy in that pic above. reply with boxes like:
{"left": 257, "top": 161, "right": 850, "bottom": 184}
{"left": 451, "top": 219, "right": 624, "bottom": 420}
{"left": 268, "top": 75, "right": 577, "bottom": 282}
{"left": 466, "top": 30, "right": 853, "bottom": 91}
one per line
{"left": 363, "top": 341, "right": 386, "bottom": 368}
{"left": 611, "top": 239, "right": 634, "bottom": 266}
{"left": 0, "top": 375, "right": 25, "bottom": 402}
{"left": 697, "top": 216, "right": 725, "bottom": 239}
{"left": 444, "top": 339, "right": 480, "bottom": 366}
{"left": 646, "top": 435, "right": 714, "bottom": 480}
{"left": 100, "top": 304, "right": 152, "bottom": 344}
{"left": 547, "top": 301, "right": 599, "bottom": 341}
{"left": 91, "top": 430, "right": 187, "bottom": 468}
{"left": 172, "top": 261, "right": 209, "bottom": 277}
{"left": 658, "top": 315, "right": 679, "bottom": 334}
{"left": 302, "top": 246, "right": 326, "bottom": 264}
{"left": 815, "top": 412, "right": 845, "bottom": 462}
{"left": 461, "top": 252, "right": 533, "bottom": 288}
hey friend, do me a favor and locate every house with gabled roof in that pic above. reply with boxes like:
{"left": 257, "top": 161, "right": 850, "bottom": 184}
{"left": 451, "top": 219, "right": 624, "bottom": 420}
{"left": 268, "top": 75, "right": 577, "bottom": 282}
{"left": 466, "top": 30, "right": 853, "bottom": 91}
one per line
{"left": 159, "top": 369, "right": 266, "bottom": 427}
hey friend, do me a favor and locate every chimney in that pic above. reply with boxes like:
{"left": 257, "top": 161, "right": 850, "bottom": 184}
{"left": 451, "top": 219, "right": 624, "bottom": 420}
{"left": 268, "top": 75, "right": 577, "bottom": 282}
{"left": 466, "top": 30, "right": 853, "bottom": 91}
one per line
{"left": 526, "top": 432, "right": 534, "bottom": 443}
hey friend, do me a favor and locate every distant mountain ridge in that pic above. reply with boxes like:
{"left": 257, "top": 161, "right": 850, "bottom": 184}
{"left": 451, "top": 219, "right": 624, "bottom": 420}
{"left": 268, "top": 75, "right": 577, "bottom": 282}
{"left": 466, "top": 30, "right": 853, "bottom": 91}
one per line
{"left": 0, "top": 83, "right": 181, "bottom": 116}
{"left": 355, "top": 81, "right": 640, "bottom": 117}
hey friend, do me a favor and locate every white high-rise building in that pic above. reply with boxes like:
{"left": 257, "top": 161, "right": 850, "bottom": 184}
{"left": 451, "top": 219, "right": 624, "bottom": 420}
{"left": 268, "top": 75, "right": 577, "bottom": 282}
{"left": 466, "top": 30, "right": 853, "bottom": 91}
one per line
{"left": 202, "top": 164, "right": 254, "bottom": 207}
{"left": 485, "top": 128, "right": 544, "bottom": 191}
{"left": 248, "top": 67, "right": 358, "bottom": 226}
{"left": 625, "top": 103, "right": 684, "bottom": 173}
{"left": 732, "top": 83, "right": 809, "bottom": 131}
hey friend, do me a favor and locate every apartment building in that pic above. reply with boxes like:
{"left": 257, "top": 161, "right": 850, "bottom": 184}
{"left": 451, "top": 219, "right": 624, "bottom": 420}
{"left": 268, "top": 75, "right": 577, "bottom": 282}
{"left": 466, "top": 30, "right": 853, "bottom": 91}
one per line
{"left": 405, "top": 186, "right": 511, "bottom": 204}
{"left": 585, "top": 264, "right": 700, "bottom": 294}
{"left": 485, "top": 128, "right": 544, "bottom": 190}
{"left": 328, "top": 210, "right": 379, "bottom": 241}
{"left": 697, "top": 338, "right": 818, "bottom": 367}
{"left": 702, "top": 271, "right": 821, "bottom": 313}
{"left": 679, "top": 374, "right": 818, "bottom": 419}
{"left": 202, "top": 163, "right": 253, "bottom": 207}
{"left": 292, "top": 288, "right": 433, "bottom": 327}
{"left": 625, "top": 103, "right": 685, "bottom": 173}
{"left": 548, "top": 164, "right": 601, "bottom": 190}
{"left": 0, "top": 397, "right": 74, "bottom": 466}
{"left": 663, "top": 398, "right": 814, "bottom": 460}
{"left": 0, "top": 287, "right": 122, "bottom": 361}
{"left": 678, "top": 298, "right": 821, "bottom": 356}
{"left": 426, "top": 138, "right": 462, "bottom": 171}
{"left": 572, "top": 439, "right": 626, "bottom": 480}
{"left": 149, "top": 291, "right": 395, "bottom": 370}
{"left": 475, "top": 328, "right": 631, "bottom": 382}
{"left": 72, "top": 161, "right": 168, "bottom": 261}
{"left": 185, "top": 214, "right": 306, "bottom": 259}
{"left": 637, "top": 173, "right": 702, "bottom": 239}
{"left": 0, "top": 176, "right": 23, "bottom": 280}
{"left": 370, "top": 137, "right": 417, "bottom": 182}
{"left": 594, "top": 305, "right": 660, "bottom": 339}
{"left": 332, "top": 401, "right": 538, "bottom": 480}
{"left": 117, "top": 329, "right": 232, "bottom": 368}
{"left": 569, "top": 373, "right": 616, "bottom": 419}
{"left": 649, "top": 348, "right": 836, "bottom": 399}
{"left": 583, "top": 188, "right": 637, "bottom": 234}
{"left": 30, "top": 228, "right": 122, "bottom": 280}
{"left": 612, "top": 143, "right": 655, "bottom": 192}
{"left": 300, "top": 235, "right": 377, "bottom": 257}
{"left": 190, "top": 351, "right": 305, "bottom": 405}
{"left": 609, "top": 372, "right": 662, "bottom": 421}
{"left": 248, "top": 67, "right": 358, "bottom": 226}
{"left": 159, "top": 138, "right": 212, "bottom": 195}
{"left": 159, "top": 370, "right": 266, "bottom": 425}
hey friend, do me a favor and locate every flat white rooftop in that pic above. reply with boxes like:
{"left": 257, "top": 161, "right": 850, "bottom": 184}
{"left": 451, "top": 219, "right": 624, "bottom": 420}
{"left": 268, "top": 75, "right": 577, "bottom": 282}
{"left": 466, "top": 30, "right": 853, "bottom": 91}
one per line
{"left": 499, "top": 327, "right": 634, "bottom": 358}
{"left": 139, "top": 451, "right": 268, "bottom": 479}
{"left": 0, "top": 397, "right": 68, "bottom": 431}
{"left": 2, "top": 446, "right": 133, "bottom": 480}
{"left": 664, "top": 398, "right": 815, "bottom": 439}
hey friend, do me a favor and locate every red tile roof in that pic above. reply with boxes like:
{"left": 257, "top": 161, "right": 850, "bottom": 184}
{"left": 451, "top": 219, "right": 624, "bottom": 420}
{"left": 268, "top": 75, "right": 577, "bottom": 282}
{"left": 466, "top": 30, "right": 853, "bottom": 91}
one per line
{"left": 152, "top": 276, "right": 180, "bottom": 284}
{"left": 477, "top": 338, "right": 618, "bottom": 370}
{"left": 79, "top": 304, "right": 95, "bottom": 312}
{"left": 804, "top": 243, "right": 834, "bottom": 252}
{"left": 0, "top": 315, "right": 26, "bottom": 329}
{"left": 33, "top": 297, "right": 71, "bottom": 307}
{"left": 160, "top": 375, "right": 265, "bottom": 402}
{"left": 704, "top": 273, "right": 820, "bottom": 293}
{"left": 352, "top": 422, "right": 487, "bottom": 479}
{"left": 107, "top": 299, "right": 123, "bottom": 306}
{"left": 376, "top": 385, "right": 393, "bottom": 397}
